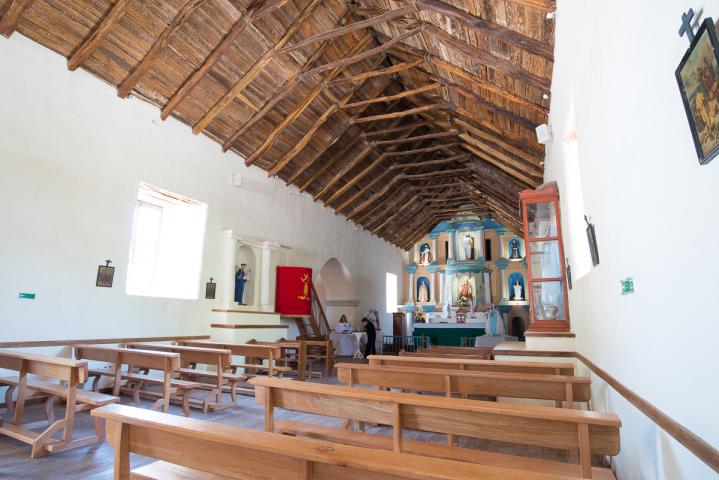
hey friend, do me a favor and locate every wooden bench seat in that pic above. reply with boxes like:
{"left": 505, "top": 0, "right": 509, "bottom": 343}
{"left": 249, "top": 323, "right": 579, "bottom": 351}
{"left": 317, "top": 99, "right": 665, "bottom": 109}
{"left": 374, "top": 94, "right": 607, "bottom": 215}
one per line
{"left": 92, "top": 403, "right": 585, "bottom": 480}
{"left": 181, "top": 341, "right": 284, "bottom": 385}
{"left": 250, "top": 377, "right": 621, "bottom": 479}
{"left": 276, "top": 420, "right": 615, "bottom": 480}
{"left": 370, "top": 354, "right": 575, "bottom": 375}
{"left": 0, "top": 350, "right": 119, "bottom": 458}
{"left": 337, "top": 362, "right": 591, "bottom": 408}
{"left": 229, "top": 363, "right": 290, "bottom": 376}
{"left": 131, "top": 461, "right": 232, "bottom": 480}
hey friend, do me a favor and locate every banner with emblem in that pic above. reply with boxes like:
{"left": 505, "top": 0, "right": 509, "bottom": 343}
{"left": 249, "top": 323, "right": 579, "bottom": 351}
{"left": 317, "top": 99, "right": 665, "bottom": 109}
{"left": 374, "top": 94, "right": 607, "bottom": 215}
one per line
{"left": 275, "top": 266, "right": 313, "bottom": 315}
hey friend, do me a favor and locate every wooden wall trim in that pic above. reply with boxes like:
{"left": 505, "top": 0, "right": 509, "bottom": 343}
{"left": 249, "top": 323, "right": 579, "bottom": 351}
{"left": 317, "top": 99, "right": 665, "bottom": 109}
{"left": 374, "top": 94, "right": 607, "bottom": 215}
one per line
{"left": 575, "top": 353, "right": 719, "bottom": 474}
{"left": 493, "top": 349, "right": 576, "bottom": 357}
{"left": 0, "top": 335, "right": 210, "bottom": 349}
{"left": 211, "top": 324, "right": 289, "bottom": 329}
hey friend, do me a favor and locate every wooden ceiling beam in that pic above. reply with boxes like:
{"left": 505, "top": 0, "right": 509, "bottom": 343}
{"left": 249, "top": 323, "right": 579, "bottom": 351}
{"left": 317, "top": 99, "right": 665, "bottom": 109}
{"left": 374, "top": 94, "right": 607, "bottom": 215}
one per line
{"left": 117, "top": 0, "right": 204, "bottom": 98}
{"left": 400, "top": 167, "right": 472, "bottom": 181}
{"left": 280, "top": 4, "right": 418, "bottom": 54}
{"left": 454, "top": 106, "right": 543, "bottom": 153}
{"left": 161, "top": 0, "right": 287, "bottom": 120}
{"left": 461, "top": 135, "right": 542, "bottom": 184}
{"left": 243, "top": 34, "right": 373, "bottom": 166}
{"left": 369, "top": 129, "right": 457, "bottom": 146}
{"left": 346, "top": 175, "right": 403, "bottom": 219}
{"left": 372, "top": 197, "right": 419, "bottom": 235}
{"left": 192, "top": 0, "right": 324, "bottom": 135}
{"left": 334, "top": 169, "right": 392, "bottom": 214}
{"left": 383, "top": 142, "right": 460, "bottom": 158}
{"left": 312, "top": 145, "right": 373, "bottom": 200}
{"left": 388, "top": 153, "right": 467, "bottom": 170}
{"left": 343, "top": 82, "right": 440, "bottom": 108}
{"left": 0, "top": 0, "right": 33, "bottom": 38}
{"left": 301, "top": 24, "right": 426, "bottom": 79}
{"left": 330, "top": 60, "right": 422, "bottom": 85}
{"left": 351, "top": 102, "right": 453, "bottom": 124}
{"left": 454, "top": 117, "right": 542, "bottom": 166}
{"left": 67, "top": 0, "right": 132, "bottom": 71}
{"left": 361, "top": 120, "right": 432, "bottom": 138}
{"left": 222, "top": 4, "right": 358, "bottom": 153}
{"left": 298, "top": 137, "right": 361, "bottom": 192}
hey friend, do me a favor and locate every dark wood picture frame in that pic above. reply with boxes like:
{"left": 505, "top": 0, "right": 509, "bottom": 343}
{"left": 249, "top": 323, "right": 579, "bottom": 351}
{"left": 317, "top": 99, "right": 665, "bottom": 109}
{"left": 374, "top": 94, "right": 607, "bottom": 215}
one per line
{"left": 585, "top": 216, "right": 600, "bottom": 267}
{"left": 676, "top": 18, "right": 719, "bottom": 165}
{"left": 205, "top": 279, "right": 216, "bottom": 299}
{"left": 96, "top": 265, "right": 115, "bottom": 288}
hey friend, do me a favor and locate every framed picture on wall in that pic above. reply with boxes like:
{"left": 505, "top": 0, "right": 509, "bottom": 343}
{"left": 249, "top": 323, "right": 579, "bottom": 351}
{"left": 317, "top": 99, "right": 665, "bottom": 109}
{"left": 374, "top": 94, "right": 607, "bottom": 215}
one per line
{"left": 676, "top": 18, "right": 719, "bottom": 165}
{"left": 96, "top": 261, "right": 115, "bottom": 288}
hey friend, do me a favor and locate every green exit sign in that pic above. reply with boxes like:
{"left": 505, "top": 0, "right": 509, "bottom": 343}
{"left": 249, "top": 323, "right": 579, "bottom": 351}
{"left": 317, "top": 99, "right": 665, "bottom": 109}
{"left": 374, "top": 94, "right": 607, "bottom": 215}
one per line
{"left": 620, "top": 278, "right": 634, "bottom": 295}
{"left": 19, "top": 292, "right": 36, "bottom": 300}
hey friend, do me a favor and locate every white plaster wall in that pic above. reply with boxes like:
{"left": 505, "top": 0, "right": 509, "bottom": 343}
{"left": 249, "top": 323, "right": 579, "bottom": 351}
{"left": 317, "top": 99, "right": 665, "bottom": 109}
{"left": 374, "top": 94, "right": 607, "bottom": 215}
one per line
{"left": 546, "top": 1, "right": 719, "bottom": 478}
{"left": 0, "top": 35, "right": 404, "bottom": 345}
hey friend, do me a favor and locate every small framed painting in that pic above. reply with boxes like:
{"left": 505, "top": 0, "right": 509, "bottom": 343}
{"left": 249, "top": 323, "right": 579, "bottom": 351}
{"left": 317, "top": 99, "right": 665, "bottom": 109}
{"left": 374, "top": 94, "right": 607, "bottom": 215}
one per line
{"left": 585, "top": 216, "right": 599, "bottom": 267}
{"left": 96, "top": 261, "right": 115, "bottom": 288}
{"left": 676, "top": 18, "right": 719, "bottom": 165}
{"left": 205, "top": 278, "right": 216, "bottom": 299}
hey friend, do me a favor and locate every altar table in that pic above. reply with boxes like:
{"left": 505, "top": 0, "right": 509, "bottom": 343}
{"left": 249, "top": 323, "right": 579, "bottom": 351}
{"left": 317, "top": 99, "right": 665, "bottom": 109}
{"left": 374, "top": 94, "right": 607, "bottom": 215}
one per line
{"left": 412, "top": 323, "right": 486, "bottom": 347}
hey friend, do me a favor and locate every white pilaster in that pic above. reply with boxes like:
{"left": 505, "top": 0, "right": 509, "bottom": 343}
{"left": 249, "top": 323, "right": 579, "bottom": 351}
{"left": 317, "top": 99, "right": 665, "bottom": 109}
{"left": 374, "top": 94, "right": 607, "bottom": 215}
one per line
{"left": 483, "top": 271, "right": 492, "bottom": 304}
{"left": 408, "top": 273, "right": 415, "bottom": 302}
{"left": 259, "top": 242, "right": 273, "bottom": 311}
{"left": 438, "top": 271, "right": 445, "bottom": 305}
{"left": 447, "top": 231, "right": 455, "bottom": 260}
{"left": 430, "top": 237, "right": 438, "bottom": 258}
{"left": 500, "top": 269, "right": 508, "bottom": 300}
{"left": 476, "top": 229, "right": 484, "bottom": 258}
{"left": 220, "top": 230, "right": 237, "bottom": 306}
{"left": 498, "top": 232, "right": 507, "bottom": 258}
{"left": 429, "top": 272, "right": 436, "bottom": 303}
{"left": 413, "top": 243, "right": 419, "bottom": 263}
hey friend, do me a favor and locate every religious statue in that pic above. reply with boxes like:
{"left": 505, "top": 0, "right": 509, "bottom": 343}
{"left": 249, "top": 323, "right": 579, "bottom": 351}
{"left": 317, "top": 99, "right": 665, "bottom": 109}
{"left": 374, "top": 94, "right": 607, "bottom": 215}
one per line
{"left": 419, "top": 244, "right": 431, "bottom": 265}
{"left": 509, "top": 239, "right": 521, "bottom": 259}
{"left": 512, "top": 281, "right": 523, "bottom": 301}
{"left": 418, "top": 281, "right": 429, "bottom": 303}
{"left": 457, "top": 278, "right": 473, "bottom": 307}
{"left": 234, "top": 264, "right": 251, "bottom": 304}
{"left": 462, "top": 233, "right": 474, "bottom": 260}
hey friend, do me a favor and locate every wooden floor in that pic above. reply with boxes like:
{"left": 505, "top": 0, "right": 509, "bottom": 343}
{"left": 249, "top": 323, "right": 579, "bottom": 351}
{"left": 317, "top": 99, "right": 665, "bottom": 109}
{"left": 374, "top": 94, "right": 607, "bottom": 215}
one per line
{"left": 0, "top": 372, "right": 573, "bottom": 480}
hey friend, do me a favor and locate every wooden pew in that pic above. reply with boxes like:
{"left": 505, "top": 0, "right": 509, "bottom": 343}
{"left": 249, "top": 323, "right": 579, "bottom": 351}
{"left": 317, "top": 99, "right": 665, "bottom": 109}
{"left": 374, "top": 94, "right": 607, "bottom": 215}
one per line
{"left": 181, "top": 340, "right": 287, "bottom": 379}
{"left": 369, "top": 354, "right": 575, "bottom": 376}
{"left": 251, "top": 377, "right": 620, "bottom": 479}
{"left": 336, "top": 363, "right": 591, "bottom": 408}
{"left": 92, "top": 403, "right": 584, "bottom": 480}
{"left": 408, "top": 346, "right": 494, "bottom": 359}
{"left": 251, "top": 339, "right": 334, "bottom": 380}
{"left": 125, "top": 343, "right": 242, "bottom": 411}
{"left": 74, "top": 346, "right": 198, "bottom": 415}
{"left": 0, "top": 350, "right": 119, "bottom": 457}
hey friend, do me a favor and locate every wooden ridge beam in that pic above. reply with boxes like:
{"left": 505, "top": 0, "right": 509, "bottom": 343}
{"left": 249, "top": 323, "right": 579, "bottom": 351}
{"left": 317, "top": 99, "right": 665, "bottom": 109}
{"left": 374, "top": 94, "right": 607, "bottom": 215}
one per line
{"left": 352, "top": 102, "right": 452, "bottom": 124}
{"left": 192, "top": 0, "right": 323, "bottom": 135}
{"left": 301, "top": 24, "right": 426, "bottom": 79}
{"left": 388, "top": 153, "right": 467, "bottom": 169}
{"left": 161, "top": 0, "right": 287, "bottom": 120}
{"left": 454, "top": 117, "right": 542, "bottom": 166}
{"left": 0, "top": 0, "right": 33, "bottom": 37}
{"left": 280, "top": 4, "right": 418, "bottom": 54}
{"left": 414, "top": 0, "right": 553, "bottom": 60}
{"left": 67, "top": 0, "right": 132, "bottom": 71}
{"left": 330, "top": 60, "right": 422, "bottom": 85}
{"left": 222, "top": 4, "right": 358, "bottom": 153}
{"left": 369, "top": 129, "right": 457, "bottom": 146}
{"left": 117, "top": 0, "right": 204, "bottom": 98}
{"left": 243, "top": 34, "right": 373, "bottom": 166}
{"left": 344, "top": 82, "right": 440, "bottom": 108}
{"left": 361, "top": 120, "right": 432, "bottom": 138}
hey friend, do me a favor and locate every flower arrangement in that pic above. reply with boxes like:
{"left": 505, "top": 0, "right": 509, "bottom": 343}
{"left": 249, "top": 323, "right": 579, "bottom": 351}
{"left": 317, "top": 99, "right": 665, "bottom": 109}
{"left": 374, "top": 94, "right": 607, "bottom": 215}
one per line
{"left": 414, "top": 309, "right": 426, "bottom": 323}
{"left": 458, "top": 296, "right": 471, "bottom": 308}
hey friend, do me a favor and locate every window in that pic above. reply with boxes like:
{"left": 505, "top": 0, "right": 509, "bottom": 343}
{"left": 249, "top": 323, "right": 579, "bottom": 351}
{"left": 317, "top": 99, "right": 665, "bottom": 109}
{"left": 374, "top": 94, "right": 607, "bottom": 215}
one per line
{"left": 385, "top": 272, "right": 398, "bottom": 314}
{"left": 484, "top": 238, "right": 492, "bottom": 261}
{"left": 126, "top": 182, "right": 207, "bottom": 299}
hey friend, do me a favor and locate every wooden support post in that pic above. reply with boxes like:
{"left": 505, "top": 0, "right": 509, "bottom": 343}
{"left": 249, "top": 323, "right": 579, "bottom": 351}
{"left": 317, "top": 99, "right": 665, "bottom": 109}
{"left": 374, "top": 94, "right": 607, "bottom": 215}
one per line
{"left": 578, "top": 423, "right": 592, "bottom": 478}
{"left": 264, "top": 387, "right": 274, "bottom": 432}
{"left": 162, "top": 371, "right": 172, "bottom": 413}
{"left": 392, "top": 403, "right": 403, "bottom": 452}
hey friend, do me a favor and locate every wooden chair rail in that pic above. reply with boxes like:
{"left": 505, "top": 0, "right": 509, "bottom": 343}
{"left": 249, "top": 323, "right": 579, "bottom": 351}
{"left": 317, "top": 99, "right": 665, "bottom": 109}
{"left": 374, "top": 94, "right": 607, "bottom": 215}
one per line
{"left": 336, "top": 363, "right": 591, "bottom": 407}
{"left": 91, "top": 404, "right": 582, "bottom": 480}
{"left": 369, "top": 354, "right": 575, "bottom": 375}
{"left": 0, "top": 335, "right": 210, "bottom": 349}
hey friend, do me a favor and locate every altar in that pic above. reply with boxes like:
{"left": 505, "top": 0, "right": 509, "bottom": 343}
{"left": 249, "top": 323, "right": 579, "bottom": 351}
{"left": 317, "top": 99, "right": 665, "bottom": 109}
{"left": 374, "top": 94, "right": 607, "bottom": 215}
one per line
{"left": 413, "top": 323, "right": 486, "bottom": 346}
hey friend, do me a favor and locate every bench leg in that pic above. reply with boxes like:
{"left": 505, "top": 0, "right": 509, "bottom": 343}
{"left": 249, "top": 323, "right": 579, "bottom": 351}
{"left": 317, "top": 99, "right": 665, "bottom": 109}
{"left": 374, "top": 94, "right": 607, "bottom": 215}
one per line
{"left": 44, "top": 395, "right": 57, "bottom": 425}
{"left": 30, "top": 419, "right": 65, "bottom": 459}
{"left": 91, "top": 374, "right": 102, "bottom": 393}
{"left": 162, "top": 373, "right": 172, "bottom": 413}
{"left": 131, "top": 381, "right": 144, "bottom": 406}
{"left": 4, "top": 385, "right": 16, "bottom": 418}
{"left": 182, "top": 389, "right": 193, "bottom": 417}
{"left": 229, "top": 380, "right": 237, "bottom": 403}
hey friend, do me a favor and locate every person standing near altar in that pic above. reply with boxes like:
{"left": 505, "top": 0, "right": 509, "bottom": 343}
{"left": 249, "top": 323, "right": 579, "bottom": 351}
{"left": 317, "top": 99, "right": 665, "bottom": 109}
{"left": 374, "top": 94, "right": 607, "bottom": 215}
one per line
{"left": 361, "top": 317, "right": 377, "bottom": 357}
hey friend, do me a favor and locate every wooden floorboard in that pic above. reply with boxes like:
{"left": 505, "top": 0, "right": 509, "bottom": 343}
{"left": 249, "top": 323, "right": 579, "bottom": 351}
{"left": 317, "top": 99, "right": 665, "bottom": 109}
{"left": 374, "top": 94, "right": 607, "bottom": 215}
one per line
{"left": 1, "top": 373, "right": 574, "bottom": 479}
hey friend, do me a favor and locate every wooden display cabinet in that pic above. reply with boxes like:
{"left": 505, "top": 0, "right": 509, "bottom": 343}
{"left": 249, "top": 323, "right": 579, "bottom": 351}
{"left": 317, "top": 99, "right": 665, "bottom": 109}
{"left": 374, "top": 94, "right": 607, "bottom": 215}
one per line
{"left": 520, "top": 182, "right": 571, "bottom": 332}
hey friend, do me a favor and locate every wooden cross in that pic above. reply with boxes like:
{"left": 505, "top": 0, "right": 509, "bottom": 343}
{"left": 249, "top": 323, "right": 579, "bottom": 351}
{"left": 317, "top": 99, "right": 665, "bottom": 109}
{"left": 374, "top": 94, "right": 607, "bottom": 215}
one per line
{"left": 678, "top": 8, "right": 695, "bottom": 43}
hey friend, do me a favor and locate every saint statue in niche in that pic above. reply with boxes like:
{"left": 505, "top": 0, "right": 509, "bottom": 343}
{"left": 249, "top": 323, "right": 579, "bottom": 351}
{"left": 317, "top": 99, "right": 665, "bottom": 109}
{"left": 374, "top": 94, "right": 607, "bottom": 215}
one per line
{"left": 509, "top": 238, "right": 521, "bottom": 259}
{"left": 513, "top": 281, "right": 523, "bottom": 301}
{"left": 458, "top": 278, "right": 473, "bottom": 305}
{"left": 418, "top": 282, "right": 429, "bottom": 303}
{"left": 419, "top": 243, "right": 431, "bottom": 265}
{"left": 462, "top": 233, "right": 474, "bottom": 260}
{"left": 234, "top": 264, "right": 251, "bottom": 304}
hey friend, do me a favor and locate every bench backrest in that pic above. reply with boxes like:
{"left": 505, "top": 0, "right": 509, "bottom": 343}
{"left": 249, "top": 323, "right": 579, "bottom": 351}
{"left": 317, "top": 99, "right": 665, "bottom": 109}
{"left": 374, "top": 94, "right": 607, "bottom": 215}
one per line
{"left": 369, "top": 355, "right": 575, "bottom": 376}
{"left": 250, "top": 377, "right": 620, "bottom": 458}
{"left": 74, "top": 346, "right": 180, "bottom": 372}
{"left": 0, "top": 350, "right": 88, "bottom": 383}
{"left": 91, "top": 404, "right": 580, "bottom": 480}
{"left": 125, "top": 343, "right": 231, "bottom": 368}
{"left": 418, "top": 346, "right": 494, "bottom": 356}
{"left": 336, "top": 363, "right": 591, "bottom": 404}
{"left": 400, "top": 350, "right": 494, "bottom": 360}
{"left": 181, "top": 341, "right": 281, "bottom": 360}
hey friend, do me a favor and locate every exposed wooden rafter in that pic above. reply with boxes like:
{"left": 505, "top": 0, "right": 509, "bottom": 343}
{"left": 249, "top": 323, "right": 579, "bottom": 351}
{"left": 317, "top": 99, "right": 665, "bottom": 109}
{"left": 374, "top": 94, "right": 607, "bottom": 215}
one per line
{"left": 0, "top": 0, "right": 33, "bottom": 37}
{"left": 67, "top": 0, "right": 132, "bottom": 71}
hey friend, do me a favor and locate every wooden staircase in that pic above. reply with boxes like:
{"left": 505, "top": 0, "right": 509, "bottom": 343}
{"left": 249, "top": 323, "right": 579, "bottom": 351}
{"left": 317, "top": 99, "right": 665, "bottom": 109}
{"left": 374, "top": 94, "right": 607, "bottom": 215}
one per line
{"left": 289, "top": 284, "right": 331, "bottom": 339}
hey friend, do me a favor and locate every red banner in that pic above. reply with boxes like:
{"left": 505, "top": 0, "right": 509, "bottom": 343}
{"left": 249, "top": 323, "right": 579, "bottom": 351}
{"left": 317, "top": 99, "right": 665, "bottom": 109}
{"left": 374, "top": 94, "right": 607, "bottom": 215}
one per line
{"left": 275, "top": 266, "right": 313, "bottom": 315}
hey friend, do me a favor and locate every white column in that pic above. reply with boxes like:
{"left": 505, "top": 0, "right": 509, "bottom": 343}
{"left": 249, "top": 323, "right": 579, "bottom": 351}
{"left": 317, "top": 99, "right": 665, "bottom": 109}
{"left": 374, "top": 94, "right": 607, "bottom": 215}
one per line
{"left": 497, "top": 231, "right": 507, "bottom": 258}
{"left": 430, "top": 237, "right": 438, "bottom": 259}
{"left": 476, "top": 228, "right": 485, "bottom": 258}
{"left": 220, "top": 231, "right": 238, "bottom": 306}
{"left": 408, "top": 273, "right": 415, "bottom": 302}
{"left": 447, "top": 231, "right": 455, "bottom": 260}
{"left": 413, "top": 243, "right": 419, "bottom": 263}
{"left": 438, "top": 271, "right": 445, "bottom": 305}
{"left": 429, "top": 272, "right": 435, "bottom": 303}
{"left": 483, "top": 271, "right": 492, "bottom": 304}
{"left": 259, "top": 242, "right": 273, "bottom": 311}
{"left": 500, "top": 269, "right": 508, "bottom": 300}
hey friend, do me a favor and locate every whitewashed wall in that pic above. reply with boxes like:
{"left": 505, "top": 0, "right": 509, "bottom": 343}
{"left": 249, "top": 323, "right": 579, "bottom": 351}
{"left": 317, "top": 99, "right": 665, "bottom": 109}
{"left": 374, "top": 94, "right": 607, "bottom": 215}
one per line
{"left": 547, "top": 1, "right": 719, "bottom": 478}
{"left": 0, "top": 35, "right": 405, "bottom": 345}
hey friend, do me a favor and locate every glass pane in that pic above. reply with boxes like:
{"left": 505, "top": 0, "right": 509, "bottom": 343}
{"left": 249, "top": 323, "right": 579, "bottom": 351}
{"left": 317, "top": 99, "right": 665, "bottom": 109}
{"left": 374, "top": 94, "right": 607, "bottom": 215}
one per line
{"left": 529, "top": 240, "right": 561, "bottom": 279}
{"left": 526, "top": 201, "right": 557, "bottom": 238}
{"left": 532, "top": 281, "right": 566, "bottom": 321}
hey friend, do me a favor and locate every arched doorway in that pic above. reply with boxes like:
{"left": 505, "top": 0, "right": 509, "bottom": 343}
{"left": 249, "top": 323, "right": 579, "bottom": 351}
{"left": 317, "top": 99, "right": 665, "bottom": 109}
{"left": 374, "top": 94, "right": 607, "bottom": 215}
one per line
{"left": 314, "top": 258, "right": 357, "bottom": 329}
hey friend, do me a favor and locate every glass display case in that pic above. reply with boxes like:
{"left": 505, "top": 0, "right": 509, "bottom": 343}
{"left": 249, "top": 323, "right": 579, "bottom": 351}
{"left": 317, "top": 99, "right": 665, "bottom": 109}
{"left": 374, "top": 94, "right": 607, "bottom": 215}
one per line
{"left": 520, "top": 182, "right": 571, "bottom": 332}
